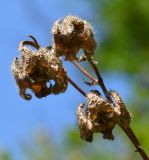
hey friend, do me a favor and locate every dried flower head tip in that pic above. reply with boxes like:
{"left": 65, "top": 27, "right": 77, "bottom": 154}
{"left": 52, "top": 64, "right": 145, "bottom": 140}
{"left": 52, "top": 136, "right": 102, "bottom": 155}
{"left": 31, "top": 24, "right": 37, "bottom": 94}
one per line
{"left": 52, "top": 15, "right": 96, "bottom": 61}
{"left": 11, "top": 39, "right": 68, "bottom": 100}
{"left": 76, "top": 90, "right": 119, "bottom": 142}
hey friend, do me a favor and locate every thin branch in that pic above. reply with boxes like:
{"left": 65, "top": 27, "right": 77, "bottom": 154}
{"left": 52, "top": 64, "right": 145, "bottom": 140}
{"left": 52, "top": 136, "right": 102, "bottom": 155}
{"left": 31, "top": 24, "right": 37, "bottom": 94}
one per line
{"left": 120, "top": 126, "right": 149, "bottom": 160}
{"left": 73, "top": 61, "right": 97, "bottom": 83}
{"left": 67, "top": 76, "right": 87, "bottom": 97}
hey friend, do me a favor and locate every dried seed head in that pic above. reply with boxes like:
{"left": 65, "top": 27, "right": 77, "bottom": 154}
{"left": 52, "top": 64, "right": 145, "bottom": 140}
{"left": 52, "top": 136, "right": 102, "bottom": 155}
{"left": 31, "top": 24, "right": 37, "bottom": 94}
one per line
{"left": 86, "top": 91, "right": 118, "bottom": 140}
{"left": 76, "top": 91, "right": 132, "bottom": 142}
{"left": 11, "top": 42, "right": 68, "bottom": 100}
{"left": 76, "top": 90, "right": 119, "bottom": 142}
{"left": 52, "top": 15, "right": 96, "bottom": 61}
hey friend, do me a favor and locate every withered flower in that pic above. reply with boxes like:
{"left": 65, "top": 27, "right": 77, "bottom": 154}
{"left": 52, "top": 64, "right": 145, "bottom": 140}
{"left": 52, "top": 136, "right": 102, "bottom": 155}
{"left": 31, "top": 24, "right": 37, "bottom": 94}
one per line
{"left": 52, "top": 15, "right": 96, "bottom": 61}
{"left": 76, "top": 90, "right": 131, "bottom": 142}
{"left": 11, "top": 37, "right": 68, "bottom": 100}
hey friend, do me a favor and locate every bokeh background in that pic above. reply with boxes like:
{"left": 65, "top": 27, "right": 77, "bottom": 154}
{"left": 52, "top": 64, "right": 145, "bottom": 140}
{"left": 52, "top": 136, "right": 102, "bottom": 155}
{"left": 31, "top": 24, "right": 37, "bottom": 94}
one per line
{"left": 0, "top": 0, "right": 149, "bottom": 159}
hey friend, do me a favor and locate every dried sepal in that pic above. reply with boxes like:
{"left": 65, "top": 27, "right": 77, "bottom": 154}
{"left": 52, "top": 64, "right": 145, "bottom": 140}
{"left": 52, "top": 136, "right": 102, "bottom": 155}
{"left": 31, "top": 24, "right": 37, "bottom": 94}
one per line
{"left": 11, "top": 38, "right": 68, "bottom": 100}
{"left": 110, "top": 90, "right": 131, "bottom": 128}
{"left": 76, "top": 103, "right": 93, "bottom": 142}
{"left": 52, "top": 15, "right": 96, "bottom": 61}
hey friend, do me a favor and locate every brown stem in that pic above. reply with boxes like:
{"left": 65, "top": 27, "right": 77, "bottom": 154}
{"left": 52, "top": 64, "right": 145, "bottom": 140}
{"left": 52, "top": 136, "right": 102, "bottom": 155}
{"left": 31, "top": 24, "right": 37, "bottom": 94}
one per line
{"left": 84, "top": 54, "right": 113, "bottom": 103}
{"left": 67, "top": 76, "right": 87, "bottom": 97}
{"left": 73, "top": 61, "right": 97, "bottom": 83}
{"left": 120, "top": 126, "right": 149, "bottom": 160}
{"left": 73, "top": 60, "right": 149, "bottom": 160}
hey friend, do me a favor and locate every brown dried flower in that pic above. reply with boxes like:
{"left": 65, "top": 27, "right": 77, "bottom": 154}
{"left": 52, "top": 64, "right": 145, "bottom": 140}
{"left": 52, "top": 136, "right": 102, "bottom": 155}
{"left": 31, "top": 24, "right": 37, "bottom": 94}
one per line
{"left": 52, "top": 15, "right": 96, "bottom": 61}
{"left": 76, "top": 90, "right": 131, "bottom": 142}
{"left": 11, "top": 37, "right": 68, "bottom": 100}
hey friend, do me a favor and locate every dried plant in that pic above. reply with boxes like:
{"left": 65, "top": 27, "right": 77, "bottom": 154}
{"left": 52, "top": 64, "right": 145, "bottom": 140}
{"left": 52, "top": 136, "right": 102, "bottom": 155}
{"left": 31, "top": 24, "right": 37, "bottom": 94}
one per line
{"left": 11, "top": 16, "right": 149, "bottom": 160}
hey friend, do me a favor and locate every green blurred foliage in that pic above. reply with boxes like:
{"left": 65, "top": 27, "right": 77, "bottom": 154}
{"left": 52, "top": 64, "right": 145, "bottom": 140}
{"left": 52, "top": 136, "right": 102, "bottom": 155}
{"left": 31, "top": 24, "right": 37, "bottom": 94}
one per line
{"left": 95, "top": 0, "right": 149, "bottom": 73}
{"left": 0, "top": 151, "right": 11, "bottom": 160}
{"left": 0, "top": 128, "right": 140, "bottom": 160}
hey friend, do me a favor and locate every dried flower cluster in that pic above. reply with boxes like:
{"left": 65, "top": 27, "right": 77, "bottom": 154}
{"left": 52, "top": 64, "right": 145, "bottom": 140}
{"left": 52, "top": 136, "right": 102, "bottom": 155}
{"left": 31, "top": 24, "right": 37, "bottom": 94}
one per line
{"left": 11, "top": 15, "right": 131, "bottom": 140}
{"left": 11, "top": 16, "right": 131, "bottom": 147}
{"left": 76, "top": 90, "right": 131, "bottom": 142}
{"left": 10, "top": 15, "right": 149, "bottom": 159}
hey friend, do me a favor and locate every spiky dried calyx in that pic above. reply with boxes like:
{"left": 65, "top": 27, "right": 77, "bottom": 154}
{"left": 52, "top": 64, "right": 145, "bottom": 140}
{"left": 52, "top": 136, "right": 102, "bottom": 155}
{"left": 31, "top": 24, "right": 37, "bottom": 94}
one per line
{"left": 11, "top": 37, "right": 68, "bottom": 100}
{"left": 52, "top": 15, "right": 96, "bottom": 61}
{"left": 76, "top": 90, "right": 131, "bottom": 142}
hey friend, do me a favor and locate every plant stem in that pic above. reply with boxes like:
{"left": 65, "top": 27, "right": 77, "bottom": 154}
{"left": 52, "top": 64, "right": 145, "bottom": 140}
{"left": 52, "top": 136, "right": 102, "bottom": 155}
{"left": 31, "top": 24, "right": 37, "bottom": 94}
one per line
{"left": 84, "top": 54, "right": 113, "bottom": 103}
{"left": 120, "top": 126, "right": 149, "bottom": 160}
{"left": 73, "top": 61, "right": 149, "bottom": 160}
{"left": 67, "top": 76, "right": 87, "bottom": 97}
{"left": 73, "top": 61, "right": 97, "bottom": 83}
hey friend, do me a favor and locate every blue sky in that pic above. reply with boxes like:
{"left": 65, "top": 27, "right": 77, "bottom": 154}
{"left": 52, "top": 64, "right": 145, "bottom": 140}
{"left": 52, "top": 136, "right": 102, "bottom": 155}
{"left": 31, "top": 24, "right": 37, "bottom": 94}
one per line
{"left": 0, "top": 0, "right": 132, "bottom": 157}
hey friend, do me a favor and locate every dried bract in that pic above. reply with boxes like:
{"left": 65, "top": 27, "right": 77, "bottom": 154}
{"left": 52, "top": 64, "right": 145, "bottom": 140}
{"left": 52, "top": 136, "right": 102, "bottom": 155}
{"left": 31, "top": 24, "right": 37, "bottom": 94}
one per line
{"left": 52, "top": 15, "right": 96, "bottom": 61}
{"left": 11, "top": 40, "right": 68, "bottom": 100}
